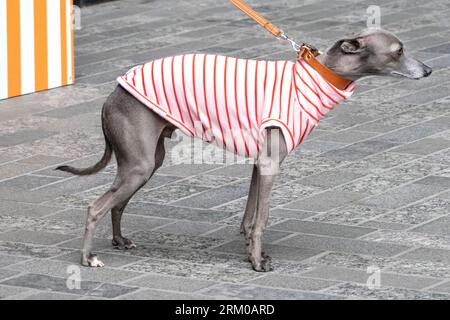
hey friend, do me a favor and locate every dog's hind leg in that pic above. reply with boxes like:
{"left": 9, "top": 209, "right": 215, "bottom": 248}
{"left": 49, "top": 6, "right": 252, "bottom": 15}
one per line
{"left": 111, "top": 198, "right": 135, "bottom": 249}
{"left": 110, "top": 135, "right": 167, "bottom": 250}
{"left": 81, "top": 86, "right": 170, "bottom": 267}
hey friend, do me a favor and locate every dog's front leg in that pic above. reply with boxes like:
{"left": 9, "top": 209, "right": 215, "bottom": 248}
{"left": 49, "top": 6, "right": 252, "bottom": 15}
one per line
{"left": 248, "top": 128, "right": 287, "bottom": 272}
{"left": 240, "top": 164, "right": 258, "bottom": 239}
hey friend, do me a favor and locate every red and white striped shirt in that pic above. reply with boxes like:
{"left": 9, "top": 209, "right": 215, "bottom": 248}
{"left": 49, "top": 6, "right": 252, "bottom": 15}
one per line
{"left": 117, "top": 54, "right": 355, "bottom": 158}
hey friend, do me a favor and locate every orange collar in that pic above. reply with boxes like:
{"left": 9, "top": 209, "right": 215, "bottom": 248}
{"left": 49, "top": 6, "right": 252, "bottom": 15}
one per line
{"left": 298, "top": 47, "right": 353, "bottom": 91}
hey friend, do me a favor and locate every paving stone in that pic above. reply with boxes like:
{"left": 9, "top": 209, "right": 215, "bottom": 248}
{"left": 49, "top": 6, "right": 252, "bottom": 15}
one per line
{"left": 270, "top": 182, "right": 326, "bottom": 207}
{"left": 204, "top": 225, "right": 292, "bottom": 244}
{"left": 127, "top": 231, "right": 225, "bottom": 250}
{"left": 362, "top": 230, "right": 450, "bottom": 250}
{"left": 321, "top": 139, "right": 400, "bottom": 162}
{"left": 45, "top": 208, "right": 174, "bottom": 236}
{"left": 103, "top": 244, "right": 252, "bottom": 270}
{"left": 0, "top": 163, "right": 45, "bottom": 181}
{"left": 207, "top": 164, "right": 253, "bottom": 177}
{"left": 325, "top": 282, "right": 450, "bottom": 300}
{"left": 214, "top": 213, "right": 288, "bottom": 229}
{"left": 23, "top": 291, "right": 83, "bottom": 300}
{"left": 360, "top": 220, "right": 412, "bottom": 231}
{"left": 0, "top": 254, "right": 30, "bottom": 268}
{"left": 428, "top": 281, "right": 450, "bottom": 294}
{"left": 279, "top": 234, "right": 410, "bottom": 257}
{"left": 310, "top": 251, "right": 394, "bottom": 270}
{"left": 298, "top": 140, "right": 348, "bottom": 155}
{"left": 389, "top": 138, "right": 450, "bottom": 155}
{"left": 285, "top": 191, "right": 367, "bottom": 212}
{"left": 309, "top": 204, "right": 389, "bottom": 225}
{"left": 213, "top": 240, "right": 324, "bottom": 262}
{"left": 296, "top": 169, "right": 366, "bottom": 189}
{"left": 340, "top": 152, "right": 420, "bottom": 174}
{"left": 302, "top": 265, "right": 440, "bottom": 290}
{"left": 247, "top": 274, "right": 339, "bottom": 291}
{"left": 0, "top": 273, "right": 138, "bottom": 298}
{"left": 37, "top": 98, "right": 105, "bottom": 119}
{"left": 0, "top": 130, "right": 55, "bottom": 147}
{"left": 358, "top": 181, "right": 448, "bottom": 210}
{"left": 335, "top": 173, "right": 407, "bottom": 196}
{"left": 0, "top": 269, "right": 20, "bottom": 282}
{"left": 124, "top": 274, "right": 216, "bottom": 293}
{"left": 120, "top": 288, "right": 210, "bottom": 300}
{"left": 0, "top": 242, "right": 75, "bottom": 259}
{"left": 199, "top": 283, "right": 342, "bottom": 300}
{"left": 133, "top": 220, "right": 219, "bottom": 237}
{"left": 411, "top": 216, "right": 450, "bottom": 236}
{"left": 7, "top": 259, "right": 143, "bottom": 284}
{"left": 53, "top": 251, "right": 146, "bottom": 268}
{"left": 0, "top": 175, "right": 62, "bottom": 191}
{"left": 386, "top": 259, "right": 450, "bottom": 279}
{"left": 377, "top": 117, "right": 450, "bottom": 144}
{"left": 125, "top": 202, "right": 235, "bottom": 222}
{"left": 171, "top": 182, "right": 250, "bottom": 209}
{"left": 157, "top": 164, "right": 223, "bottom": 177}
{"left": 124, "top": 258, "right": 261, "bottom": 284}
{"left": 179, "top": 174, "right": 242, "bottom": 188}
{"left": 378, "top": 197, "right": 450, "bottom": 225}
{"left": 17, "top": 155, "right": 70, "bottom": 166}
{"left": 0, "top": 285, "right": 32, "bottom": 299}
{"left": 270, "top": 208, "right": 319, "bottom": 220}
{"left": 270, "top": 220, "right": 375, "bottom": 238}
{"left": 135, "top": 183, "right": 210, "bottom": 204}
{"left": 398, "top": 247, "right": 450, "bottom": 265}
{"left": 0, "top": 230, "right": 74, "bottom": 246}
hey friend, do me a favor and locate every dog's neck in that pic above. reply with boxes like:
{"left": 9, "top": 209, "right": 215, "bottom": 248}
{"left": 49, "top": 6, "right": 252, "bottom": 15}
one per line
{"left": 316, "top": 53, "right": 363, "bottom": 82}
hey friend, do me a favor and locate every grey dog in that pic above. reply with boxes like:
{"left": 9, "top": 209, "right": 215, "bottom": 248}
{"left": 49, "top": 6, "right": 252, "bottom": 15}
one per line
{"left": 57, "top": 29, "right": 431, "bottom": 272}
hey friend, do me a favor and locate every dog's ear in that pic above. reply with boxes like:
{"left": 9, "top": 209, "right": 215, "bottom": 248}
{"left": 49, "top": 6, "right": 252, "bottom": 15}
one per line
{"left": 340, "top": 38, "right": 365, "bottom": 54}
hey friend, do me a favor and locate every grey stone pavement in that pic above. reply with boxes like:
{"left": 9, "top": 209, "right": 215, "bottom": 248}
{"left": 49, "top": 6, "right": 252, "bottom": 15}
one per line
{"left": 0, "top": 0, "right": 450, "bottom": 300}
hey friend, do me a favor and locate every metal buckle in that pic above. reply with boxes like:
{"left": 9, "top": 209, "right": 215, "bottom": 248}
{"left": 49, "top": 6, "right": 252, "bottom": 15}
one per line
{"left": 300, "top": 43, "right": 321, "bottom": 57}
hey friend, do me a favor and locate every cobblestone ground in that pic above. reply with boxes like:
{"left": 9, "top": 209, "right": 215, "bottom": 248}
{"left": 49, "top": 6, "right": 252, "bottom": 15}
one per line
{"left": 1, "top": 0, "right": 450, "bottom": 300}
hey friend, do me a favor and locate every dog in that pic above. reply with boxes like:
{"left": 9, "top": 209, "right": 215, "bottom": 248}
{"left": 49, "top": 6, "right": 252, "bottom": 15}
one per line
{"left": 57, "top": 29, "right": 432, "bottom": 272}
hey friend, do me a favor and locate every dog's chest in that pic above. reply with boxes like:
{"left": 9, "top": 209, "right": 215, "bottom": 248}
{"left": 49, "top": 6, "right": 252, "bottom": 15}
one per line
{"left": 118, "top": 54, "right": 355, "bottom": 158}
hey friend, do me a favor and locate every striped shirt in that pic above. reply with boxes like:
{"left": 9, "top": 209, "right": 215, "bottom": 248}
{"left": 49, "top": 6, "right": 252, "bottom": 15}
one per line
{"left": 117, "top": 54, "right": 355, "bottom": 158}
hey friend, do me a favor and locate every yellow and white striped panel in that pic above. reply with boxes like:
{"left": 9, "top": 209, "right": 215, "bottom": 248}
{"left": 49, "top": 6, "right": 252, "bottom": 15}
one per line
{"left": 0, "top": 0, "right": 74, "bottom": 100}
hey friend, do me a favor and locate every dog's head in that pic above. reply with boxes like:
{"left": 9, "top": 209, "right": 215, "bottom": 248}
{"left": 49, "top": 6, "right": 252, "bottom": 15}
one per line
{"left": 320, "top": 29, "right": 432, "bottom": 80}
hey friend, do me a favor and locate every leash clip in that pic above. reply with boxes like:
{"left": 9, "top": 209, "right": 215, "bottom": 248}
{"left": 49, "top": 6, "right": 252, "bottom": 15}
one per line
{"left": 279, "top": 31, "right": 321, "bottom": 56}
{"left": 278, "top": 31, "right": 301, "bottom": 52}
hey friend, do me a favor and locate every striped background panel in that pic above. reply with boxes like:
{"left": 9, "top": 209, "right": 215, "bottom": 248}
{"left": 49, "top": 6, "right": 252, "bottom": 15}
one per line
{"left": 0, "top": 0, "right": 74, "bottom": 100}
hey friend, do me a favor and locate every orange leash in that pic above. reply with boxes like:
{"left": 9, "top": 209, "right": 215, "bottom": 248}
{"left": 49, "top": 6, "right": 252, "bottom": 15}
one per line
{"left": 229, "top": 0, "right": 353, "bottom": 90}
{"left": 229, "top": 0, "right": 282, "bottom": 38}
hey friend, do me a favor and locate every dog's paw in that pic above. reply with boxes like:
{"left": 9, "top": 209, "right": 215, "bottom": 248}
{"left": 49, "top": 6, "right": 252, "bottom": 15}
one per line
{"left": 112, "top": 236, "right": 136, "bottom": 250}
{"left": 251, "top": 255, "right": 273, "bottom": 272}
{"left": 82, "top": 254, "right": 105, "bottom": 268}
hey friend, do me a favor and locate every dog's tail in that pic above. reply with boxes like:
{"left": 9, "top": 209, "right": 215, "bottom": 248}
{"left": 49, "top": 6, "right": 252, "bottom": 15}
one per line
{"left": 56, "top": 126, "right": 113, "bottom": 176}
